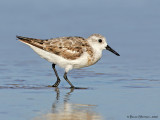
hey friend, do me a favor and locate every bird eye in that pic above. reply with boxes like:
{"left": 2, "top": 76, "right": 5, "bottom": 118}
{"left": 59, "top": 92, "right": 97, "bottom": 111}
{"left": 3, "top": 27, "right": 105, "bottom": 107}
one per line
{"left": 98, "top": 39, "right": 102, "bottom": 43}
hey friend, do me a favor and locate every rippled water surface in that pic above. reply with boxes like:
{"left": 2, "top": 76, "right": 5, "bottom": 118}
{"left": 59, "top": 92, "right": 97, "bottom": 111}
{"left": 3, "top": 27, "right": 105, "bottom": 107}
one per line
{"left": 0, "top": 0, "right": 160, "bottom": 120}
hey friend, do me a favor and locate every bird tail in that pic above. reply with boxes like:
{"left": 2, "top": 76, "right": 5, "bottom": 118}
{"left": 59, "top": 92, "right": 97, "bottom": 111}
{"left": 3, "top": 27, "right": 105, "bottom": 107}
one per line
{"left": 16, "top": 35, "right": 44, "bottom": 49}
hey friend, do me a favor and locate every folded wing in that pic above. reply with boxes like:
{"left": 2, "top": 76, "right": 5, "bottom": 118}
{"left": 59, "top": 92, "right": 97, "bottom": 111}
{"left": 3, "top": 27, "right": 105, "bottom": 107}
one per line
{"left": 17, "top": 36, "right": 88, "bottom": 60}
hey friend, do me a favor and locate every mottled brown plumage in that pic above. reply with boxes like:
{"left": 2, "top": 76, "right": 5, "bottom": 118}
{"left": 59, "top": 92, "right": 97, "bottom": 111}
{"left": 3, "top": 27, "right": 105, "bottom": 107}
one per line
{"left": 17, "top": 36, "right": 93, "bottom": 60}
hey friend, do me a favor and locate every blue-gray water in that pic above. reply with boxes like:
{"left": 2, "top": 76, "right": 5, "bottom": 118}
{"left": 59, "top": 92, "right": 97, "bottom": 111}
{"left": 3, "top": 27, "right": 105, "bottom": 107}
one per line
{"left": 0, "top": 0, "right": 160, "bottom": 120}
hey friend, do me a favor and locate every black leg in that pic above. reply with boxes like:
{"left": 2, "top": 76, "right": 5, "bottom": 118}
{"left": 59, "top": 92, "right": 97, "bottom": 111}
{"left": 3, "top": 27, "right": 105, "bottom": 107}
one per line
{"left": 63, "top": 72, "right": 75, "bottom": 88}
{"left": 52, "top": 64, "right": 61, "bottom": 87}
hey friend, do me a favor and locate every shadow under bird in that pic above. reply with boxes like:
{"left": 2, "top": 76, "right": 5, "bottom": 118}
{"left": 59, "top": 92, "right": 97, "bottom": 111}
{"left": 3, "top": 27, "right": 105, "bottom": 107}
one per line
{"left": 17, "top": 34, "right": 120, "bottom": 88}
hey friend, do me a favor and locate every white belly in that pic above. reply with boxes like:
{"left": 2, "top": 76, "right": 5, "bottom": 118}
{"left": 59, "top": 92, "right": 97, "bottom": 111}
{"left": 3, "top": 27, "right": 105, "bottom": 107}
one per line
{"left": 29, "top": 44, "right": 89, "bottom": 69}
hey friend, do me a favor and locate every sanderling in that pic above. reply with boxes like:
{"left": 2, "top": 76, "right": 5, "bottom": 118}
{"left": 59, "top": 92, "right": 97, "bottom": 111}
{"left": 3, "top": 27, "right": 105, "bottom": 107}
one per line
{"left": 17, "top": 34, "right": 120, "bottom": 88}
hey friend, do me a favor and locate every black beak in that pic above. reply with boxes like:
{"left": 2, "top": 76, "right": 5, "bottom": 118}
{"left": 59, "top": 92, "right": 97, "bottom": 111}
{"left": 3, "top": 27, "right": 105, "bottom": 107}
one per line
{"left": 106, "top": 45, "right": 120, "bottom": 56}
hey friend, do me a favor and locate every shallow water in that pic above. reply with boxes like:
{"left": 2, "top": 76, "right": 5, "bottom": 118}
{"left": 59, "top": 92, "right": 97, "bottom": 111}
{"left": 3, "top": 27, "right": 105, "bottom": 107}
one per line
{"left": 0, "top": 0, "right": 160, "bottom": 120}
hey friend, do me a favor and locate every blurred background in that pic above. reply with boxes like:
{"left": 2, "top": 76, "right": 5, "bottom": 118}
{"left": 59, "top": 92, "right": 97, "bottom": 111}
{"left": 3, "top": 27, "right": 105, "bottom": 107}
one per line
{"left": 0, "top": 0, "right": 160, "bottom": 120}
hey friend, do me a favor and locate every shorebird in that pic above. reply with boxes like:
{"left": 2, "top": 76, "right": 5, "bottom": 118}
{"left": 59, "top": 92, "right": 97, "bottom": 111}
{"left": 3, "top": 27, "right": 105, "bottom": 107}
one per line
{"left": 17, "top": 34, "right": 120, "bottom": 88}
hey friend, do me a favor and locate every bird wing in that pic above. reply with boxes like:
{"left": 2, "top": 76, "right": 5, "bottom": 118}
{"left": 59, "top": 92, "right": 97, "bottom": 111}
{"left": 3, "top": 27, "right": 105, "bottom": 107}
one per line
{"left": 17, "top": 36, "right": 89, "bottom": 60}
{"left": 43, "top": 37, "right": 87, "bottom": 60}
{"left": 17, "top": 36, "right": 44, "bottom": 49}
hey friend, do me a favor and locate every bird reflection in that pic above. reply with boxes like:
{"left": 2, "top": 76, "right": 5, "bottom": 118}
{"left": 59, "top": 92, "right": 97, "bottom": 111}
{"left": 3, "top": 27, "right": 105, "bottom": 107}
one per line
{"left": 33, "top": 88, "right": 102, "bottom": 120}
